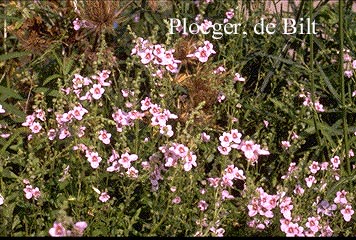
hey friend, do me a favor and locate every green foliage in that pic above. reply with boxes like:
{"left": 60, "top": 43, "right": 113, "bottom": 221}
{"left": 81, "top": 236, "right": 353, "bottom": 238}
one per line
{"left": 0, "top": 0, "right": 355, "bottom": 237}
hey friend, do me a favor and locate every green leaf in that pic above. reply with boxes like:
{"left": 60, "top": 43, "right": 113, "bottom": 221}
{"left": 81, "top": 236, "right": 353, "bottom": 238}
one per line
{"left": 0, "top": 86, "right": 24, "bottom": 100}
{"left": 0, "top": 127, "right": 28, "bottom": 155}
{"left": 0, "top": 51, "right": 31, "bottom": 62}
{"left": 254, "top": 52, "right": 307, "bottom": 70}
{"left": 33, "top": 87, "right": 60, "bottom": 97}
{"left": 63, "top": 58, "right": 74, "bottom": 76}
{"left": 43, "top": 74, "right": 61, "bottom": 86}
{"left": 0, "top": 101, "right": 26, "bottom": 122}
{"left": 2, "top": 168, "right": 19, "bottom": 179}
{"left": 317, "top": 64, "right": 341, "bottom": 103}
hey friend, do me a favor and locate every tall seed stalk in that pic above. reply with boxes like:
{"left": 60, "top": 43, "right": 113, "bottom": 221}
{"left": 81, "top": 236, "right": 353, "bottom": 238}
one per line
{"left": 338, "top": 0, "right": 351, "bottom": 175}
{"left": 308, "top": 0, "right": 322, "bottom": 151}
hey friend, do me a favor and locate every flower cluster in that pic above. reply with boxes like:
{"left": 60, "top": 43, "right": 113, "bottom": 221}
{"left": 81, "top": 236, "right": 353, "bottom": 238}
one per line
{"left": 334, "top": 190, "right": 354, "bottom": 222}
{"left": 131, "top": 38, "right": 181, "bottom": 76}
{"left": 223, "top": 8, "right": 235, "bottom": 23}
{"left": 247, "top": 187, "right": 279, "bottom": 230}
{"left": 143, "top": 153, "right": 166, "bottom": 192}
{"left": 217, "top": 129, "right": 270, "bottom": 165}
{"left": 23, "top": 179, "right": 41, "bottom": 200}
{"left": 45, "top": 70, "right": 110, "bottom": 141}
{"left": 159, "top": 143, "right": 197, "bottom": 171}
{"left": 112, "top": 96, "right": 178, "bottom": 137}
{"left": 22, "top": 108, "right": 46, "bottom": 135}
{"left": 207, "top": 164, "right": 246, "bottom": 200}
{"left": 49, "top": 221, "right": 87, "bottom": 237}
{"left": 72, "top": 18, "right": 93, "bottom": 31}
{"left": 106, "top": 150, "right": 139, "bottom": 178}
{"left": 299, "top": 89, "right": 325, "bottom": 112}
{"left": 343, "top": 49, "right": 356, "bottom": 78}
{"left": 186, "top": 40, "right": 216, "bottom": 63}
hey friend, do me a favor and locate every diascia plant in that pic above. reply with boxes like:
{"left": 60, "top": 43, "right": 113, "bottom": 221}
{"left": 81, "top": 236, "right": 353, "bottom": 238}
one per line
{"left": 1, "top": 0, "right": 355, "bottom": 237}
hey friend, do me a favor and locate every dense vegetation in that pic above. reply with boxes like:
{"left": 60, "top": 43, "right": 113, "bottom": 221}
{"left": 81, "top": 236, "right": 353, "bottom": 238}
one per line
{"left": 0, "top": 0, "right": 355, "bottom": 236}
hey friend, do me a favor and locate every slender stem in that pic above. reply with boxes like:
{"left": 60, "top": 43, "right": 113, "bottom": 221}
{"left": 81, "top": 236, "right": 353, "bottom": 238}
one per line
{"left": 309, "top": 0, "right": 322, "bottom": 152}
{"left": 339, "top": 0, "right": 351, "bottom": 175}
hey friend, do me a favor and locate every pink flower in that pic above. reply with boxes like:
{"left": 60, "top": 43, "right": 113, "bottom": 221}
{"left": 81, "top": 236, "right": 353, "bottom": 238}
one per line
{"left": 31, "top": 187, "right": 41, "bottom": 200}
{"left": 73, "top": 18, "right": 81, "bottom": 31}
{"left": 89, "top": 84, "right": 105, "bottom": 100}
{"left": 183, "top": 152, "right": 197, "bottom": 171}
{"left": 174, "top": 144, "right": 189, "bottom": 158}
{"left": 230, "top": 129, "right": 242, "bottom": 144}
{"left": 219, "top": 132, "right": 232, "bottom": 147}
{"left": 126, "top": 166, "right": 139, "bottom": 178}
{"left": 217, "top": 93, "right": 226, "bottom": 103}
{"left": 240, "top": 140, "right": 255, "bottom": 159}
{"left": 71, "top": 105, "right": 88, "bottom": 121}
{"left": 172, "top": 196, "right": 181, "bottom": 204}
{"left": 221, "top": 190, "right": 234, "bottom": 200}
{"left": 309, "top": 161, "right": 320, "bottom": 174}
{"left": 314, "top": 101, "right": 325, "bottom": 112}
{"left": 190, "top": 45, "right": 214, "bottom": 63}
{"left": 35, "top": 109, "right": 46, "bottom": 121}
{"left": 73, "top": 221, "right": 88, "bottom": 236}
{"left": 217, "top": 145, "right": 231, "bottom": 155}
{"left": 280, "top": 218, "right": 292, "bottom": 232}
{"left": 141, "top": 97, "right": 152, "bottom": 111}
{"left": 119, "top": 152, "right": 138, "bottom": 169}
{"left": 99, "top": 192, "right": 110, "bottom": 202}
{"left": 98, "top": 70, "right": 111, "bottom": 83}
{"left": 160, "top": 125, "right": 174, "bottom": 137}
{"left": 47, "top": 129, "right": 56, "bottom": 140}
{"left": 320, "top": 161, "right": 329, "bottom": 170}
{"left": 340, "top": 205, "right": 354, "bottom": 222}
{"left": 349, "top": 149, "right": 354, "bottom": 157}
{"left": 139, "top": 48, "right": 154, "bottom": 64}
{"left": 345, "top": 70, "right": 353, "bottom": 78}
{"left": 293, "top": 185, "right": 304, "bottom": 196}
{"left": 220, "top": 175, "right": 233, "bottom": 188}
{"left": 87, "top": 151, "right": 102, "bottom": 169}
{"left": 59, "top": 127, "right": 71, "bottom": 140}
{"left": 210, "top": 227, "right": 225, "bottom": 237}
{"left": 201, "top": 132, "right": 210, "bottom": 142}
{"left": 263, "top": 120, "right": 269, "bottom": 128}
{"left": 24, "top": 185, "right": 34, "bottom": 199}
{"left": 29, "top": 121, "right": 42, "bottom": 134}
{"left": 225, "top": 9, "right": 234, "bottom": 19}
{"left": 22, "top": 114, "right": 35, "bottom": 127}
{"left": 233, "top": 73, "right": 245, "bottom": 82}
{"left": 292, "top": 132, "right": 299, "bottom": 139}
{"left": 207, "top": 177, "right": 220, "bottom": 188}
{"left": 197, "top": 200, "right": 208, "bottom": 211}
{"left": 247, "top": 199, "right": 259, "bottom": 217}
{"left": 280, "top": 204, "right": 293, "bottom": 219}
{"left": 98, "top": 130, "right": 111, "bottom": 145}
{"left": 305, "top": 216, "right": 320, "bottom": 233}
{"left": 284, "top": 222, "right": 304, "bottom": 237}
{"left": 305, "top": 175, "right": 317, "bottom": 188}
{"left": 49, "top": 222, "right": 67, "bottom": 237}
{"left": 213, "top": 66, "right": 226, "bottom": 74}
{"left": 330, "top": 156, "right": 340, "bottom": 169}
{"left": 106, "top": 161, "right": 120, "bottom": 172}
{"left": 334, "top": 190, "right": 348, "bottom": 205}
{"left": 0, "top": 104, "right": 5, "bottom": 113}
{"left": 72, "top": 74, "right": 84, "bottom": 89}
{"left": 281, "top": 141, "right": 291, "bottom": 149}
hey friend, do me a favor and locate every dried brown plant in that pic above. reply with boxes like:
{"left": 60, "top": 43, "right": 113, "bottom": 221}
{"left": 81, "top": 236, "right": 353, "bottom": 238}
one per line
{"left": 76, "top": 0, "right": 134, "bottom": 33}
